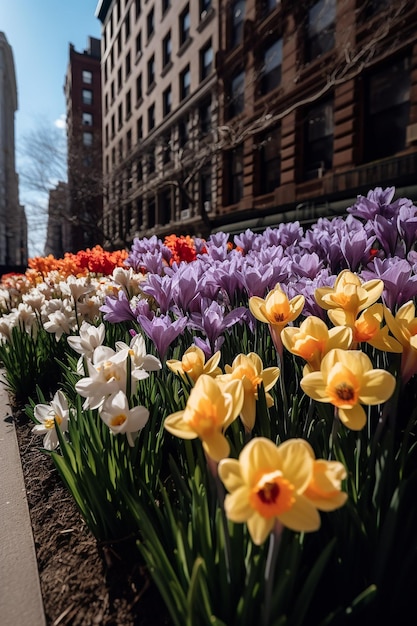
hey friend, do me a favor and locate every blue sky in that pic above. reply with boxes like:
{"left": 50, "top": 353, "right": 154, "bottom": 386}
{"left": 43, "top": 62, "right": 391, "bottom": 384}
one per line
{"left": 0, "top": 0, "right": 101, "bottom": 255}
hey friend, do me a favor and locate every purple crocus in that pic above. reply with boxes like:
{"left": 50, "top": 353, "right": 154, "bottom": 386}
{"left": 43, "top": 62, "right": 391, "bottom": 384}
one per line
{"left": 100, "top": 290, "right": 136, "bottom": 323}
{"left": 362, "top": 257, "right": 417, "bottom": 311}
{"left": 141, "top": 274, "right": 174, "bottom": 314}
{"left": 188, "top": 299, "right": 247, "bottom": 355}
{"left": 137, "top": 313, "right": 188, "bottom": 360}
{"left": 397, "top": 203, "right": 417, "bottom": 254}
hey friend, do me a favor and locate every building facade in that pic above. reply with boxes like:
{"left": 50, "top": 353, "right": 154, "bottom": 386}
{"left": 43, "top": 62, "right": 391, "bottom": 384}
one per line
{"left": 0, "top": 32, "right": 27, "bottom": 269}
{"left": 96, "top": 0, "right": 219, "bottom": 247}
{"left": 64, "top": 37, "right": 103, "bottom": 252}
{"left": 214, "top": 0, "right": 417, "bottom": 233}
{"left": 95, "top": 0, "right": 417, "bottom": 246}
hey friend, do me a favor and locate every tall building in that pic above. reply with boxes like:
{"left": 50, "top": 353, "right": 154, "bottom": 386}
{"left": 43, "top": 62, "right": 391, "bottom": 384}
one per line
{"left": 95, "top": 1, "right": 417, "bottom": 245}
{"left": 96, "top": 0, "right": 219, "bottom": 248}
{"left": 64, "top": 37, "right": 103, "bottom": 252}
{"left": 214, "top": 0, "right": 417, "bottom": 232}
{"left": 0, "top": 32, "right": 27, "bottom": 270}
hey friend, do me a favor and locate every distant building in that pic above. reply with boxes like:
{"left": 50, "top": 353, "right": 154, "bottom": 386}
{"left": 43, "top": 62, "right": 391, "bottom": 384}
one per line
{"left": 95, "top": 0, "right": 219, "bottom": 247}
{"left": 64, "top": 37, "right": 103, "bottom": 252}
{"left": 44, "top": 182, "right": 70, "bottom": 258}
{"left": 0, "top": 32, "right": 27, "bottom": 270}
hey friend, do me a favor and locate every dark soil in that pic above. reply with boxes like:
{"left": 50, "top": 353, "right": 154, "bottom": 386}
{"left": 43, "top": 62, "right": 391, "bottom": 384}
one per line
{"left": 13, "top": 407, "right": 172, "bottom": 626}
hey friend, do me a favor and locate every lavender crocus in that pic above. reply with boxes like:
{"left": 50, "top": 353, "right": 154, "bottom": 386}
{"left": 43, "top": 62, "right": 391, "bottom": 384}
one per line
{"left": 188, "top": 299, "right": 247, "bottom": 355}
{"left": 100, "top": 290, "right": 136, "bottom": 323}
{"left": 137, "top": 313, "right": 188, "bottom": 360}
{"left": 362, "top": 257, "right": 417, "bottom": 311}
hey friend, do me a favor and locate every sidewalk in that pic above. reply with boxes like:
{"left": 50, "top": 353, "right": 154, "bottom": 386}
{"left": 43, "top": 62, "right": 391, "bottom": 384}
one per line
{"left": 0, "top": 379, "right": 46, "bottom": 626}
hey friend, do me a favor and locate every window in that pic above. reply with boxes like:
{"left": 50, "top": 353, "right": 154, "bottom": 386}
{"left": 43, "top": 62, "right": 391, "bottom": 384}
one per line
{"left": 83, "top": 131, "right": 93, "bottom": 147}
{"left": 137, "top": 116, "right": 143, "bottom": 140}
{"left": 148, "top": 146, "right": 156, "bottom": 174}
{"left": 117, "top": 31, "right": 122, "bottom": 55}
{"left": 148, "top": 103, "right": 155, "bottom": 131}
{"left": 118, "top": 102, "right": 123, "bottom": 128}
{"left": 304, "top": 98, "right": 334, "bottom": 179}
{"left": 227, "top": 146, "right": 244, "bottom": 204}
{"left": 200, "top": 40, "right": 213, "bottom": 81}
{"left": 200, "top": 0, "right": 212, "bottom": 19}
{"left": 136, "top": 31, "right": 142, "bottom": 57}
{"left": 118, "top": 66, "right": 122, "bottom": 92}
{"left": 162, "top": 132, "right": 172, "bottom": 163}
{"left": 124, "top": 12, "right": 131, "bottom": 41}
{"left": 110, "top": 81, "right": 115, "bottom": 102}
{"left": 148, "top": 197, "right": 156, "bottom": 228}
{"left": 111, "top": 114, "right": 115, "bottom": 137}
{"left": 147, "top": 7, "right": 155, "bottom": 40}
{"left": 179, "top": 117, "right": 189, "bottom": 148}
{"left": 364, "top": 56, "right": 411, "bottom": 162}
{"left": 82, "top": 112, "right": 93, "bottom": 126}
{"left": 260, "top": 0, "right": 279, "bottom": 17}
{"left": 179, "top": 5, "right": 191, "bottom": 46}
{"left": 180, "top": 65, "right": 191, "bottom": 100}
{"left": 229, "top": 0, "right": 245, "bottom": 48}
{"left": 147, "top": 55, "right": 155, "bottom": 89}
{"left": 136, "top": 159, "right": 143, "bottom": 182}
{"left": 105, "top": 124, "right": 109, "bottom": 145}
{"left": 200, "top": 168, "right": 212, "bottom": 211}
{"left": 199, "top": 98, "right": 212, "bottom": 134}
{"left": 162, "top": 0, "right": 171, "bottom": 14}
{"left": 82, "top": 70, "right": 92, "bottom": 84}
{"left": 136, "top": 73, "right": 142, "bottom": 102}
{"left": 136, "top": 198, "right": 143, "bottom": 229}
{"left": 228, "top": 70, "right": 245, "bottom": 118}
{"left": 306, "top": 0, "right": 336, "bottom": 62}
{"left": 159, "top": 189, "right": 171, "bottom": 225}
{"left": 163, "top": 86, "right": 172, "bottom": 116}
{"left": 126, "top": 129, "right": 132, "bottom": 152}
{"left": 163, "top": 32, "right": 172, "bottom": 68}
{"left": 126, "top": 89, "right": 132, "bottom": 118}
{"left": 125, "top": 50, "right": 131, "bottom": 78}
{"left": 260, "top": 38, "right": 282, "bottom": 95}
{"left": 82, "top": 89, "right": 93, "bottom": 105}
{"left": 135, "top": 0, "right": 141, "bottom": 19}
{"left": 256, "top": 126, "right": 281, "bottom": 195}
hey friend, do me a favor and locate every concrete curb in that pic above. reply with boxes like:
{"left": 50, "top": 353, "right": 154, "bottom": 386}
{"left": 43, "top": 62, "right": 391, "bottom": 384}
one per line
{"left": 0, "top": 379, "right": 46, "bottom": 626}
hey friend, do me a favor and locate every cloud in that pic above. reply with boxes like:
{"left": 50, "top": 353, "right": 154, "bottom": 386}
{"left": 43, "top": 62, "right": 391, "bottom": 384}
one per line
{"left": 54, "top": 114, "right": 66, "bottom": 130}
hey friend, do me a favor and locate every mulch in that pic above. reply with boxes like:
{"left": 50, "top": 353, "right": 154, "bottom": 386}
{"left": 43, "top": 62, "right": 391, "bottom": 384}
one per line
{"left": 13, "top": 406, "right": 172, "bottom": 626}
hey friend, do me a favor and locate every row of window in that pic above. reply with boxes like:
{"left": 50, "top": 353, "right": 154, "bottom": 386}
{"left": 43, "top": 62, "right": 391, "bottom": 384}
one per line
{"left": 105, "top": 97, "right": 212, "bottom": 173}
{"left": 104, "top": 38, "right": 213, "bottom": 146}
{"left": 103, "top": 0, "right": 212, "bottom": 83}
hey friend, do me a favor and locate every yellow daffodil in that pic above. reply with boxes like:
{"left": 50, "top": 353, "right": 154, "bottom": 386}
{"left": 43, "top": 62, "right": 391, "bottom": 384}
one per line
{"left": 219, "top": 437, "right": 336, "bottom": 545}
{"left": 164, "top": 374, "right": 244, "bottom": 462}
{"left": 299, "top": 441, "right": 348, "bottom": 511}
{"left": 249, "top": 285, "right": 305, "bottom": 358}
{"left": 384, "top": 301, "right": 417, "bottom": 384}
{"left": 217, "top": 352, "right": 280, "bottom": 432}
{"left": 166, "top": 345, "right": 222, "bottom": 383}
{"left": 300, "top": 348, "right": 396, "bottom": 430}
{"left": 315, "top": 270, "right": 384, "bottom": 327}
{"left": 281, "top": 315, "right": 352, "bottom": 374}
{"left": 329, "top": 303, "right": 403, "bottom": 353}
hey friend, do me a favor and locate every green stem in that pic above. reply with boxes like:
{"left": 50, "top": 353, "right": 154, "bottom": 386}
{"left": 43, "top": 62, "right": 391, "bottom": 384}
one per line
{"left": 263, "top": 520, "right": 284, "bottom": 626}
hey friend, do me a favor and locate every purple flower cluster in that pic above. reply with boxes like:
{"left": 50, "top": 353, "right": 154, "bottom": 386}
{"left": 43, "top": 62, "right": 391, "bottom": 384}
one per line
{"left": 101, "top": 187, "right": 417, "bottom": 359}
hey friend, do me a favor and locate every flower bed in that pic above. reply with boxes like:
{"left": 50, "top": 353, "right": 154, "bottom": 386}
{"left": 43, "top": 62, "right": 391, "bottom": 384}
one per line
{"left": 1, "top": 187, "right": 417, "bottom": 625}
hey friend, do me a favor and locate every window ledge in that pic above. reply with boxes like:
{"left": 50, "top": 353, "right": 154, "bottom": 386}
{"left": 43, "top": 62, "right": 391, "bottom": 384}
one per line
{"left": 197, "top": 7, "right": 215, "bottom": 32}
{"left": 177, "top": 37, "right": 193, "bottom": 58}
{"left": 161, "top": 61, "right": 173, "bottom": 78}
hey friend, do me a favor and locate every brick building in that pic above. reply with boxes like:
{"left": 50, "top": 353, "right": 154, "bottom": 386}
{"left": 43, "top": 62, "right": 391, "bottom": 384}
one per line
{"left": 214, "top": 0, "right": 417, "bottom": 233}
{"left": 64, "top": 37, "right": 103, "bottom": 251}
{"left": 96, "top": 0, "right": 219, "bottom": 247}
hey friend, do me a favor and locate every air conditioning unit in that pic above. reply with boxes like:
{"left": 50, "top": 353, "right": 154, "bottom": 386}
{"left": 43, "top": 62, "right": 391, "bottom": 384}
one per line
{"left": 406, "top": 123, "right": 417, "bottom": 144}
{"left": 180, "top": 208, "right": 192, "bottom": 220}
{"left": 203, "top": 201, "right": 211, "bottom": 212}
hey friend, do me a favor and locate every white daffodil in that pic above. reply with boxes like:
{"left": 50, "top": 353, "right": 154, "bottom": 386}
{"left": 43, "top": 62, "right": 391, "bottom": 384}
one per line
{"left": 32, "top": 390, "right": 70, "bottom": 450}
{"left": 75, "top": 345, "right": 130, "bottom": 410}
{"left": 67, "top": 321, "right": 106, "bottom": 359}
{"left": 100, "top": 390, "right": 149, "bottom": 446}
{"left": 115, "top": 333, "right": 161, "bottom": 379}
